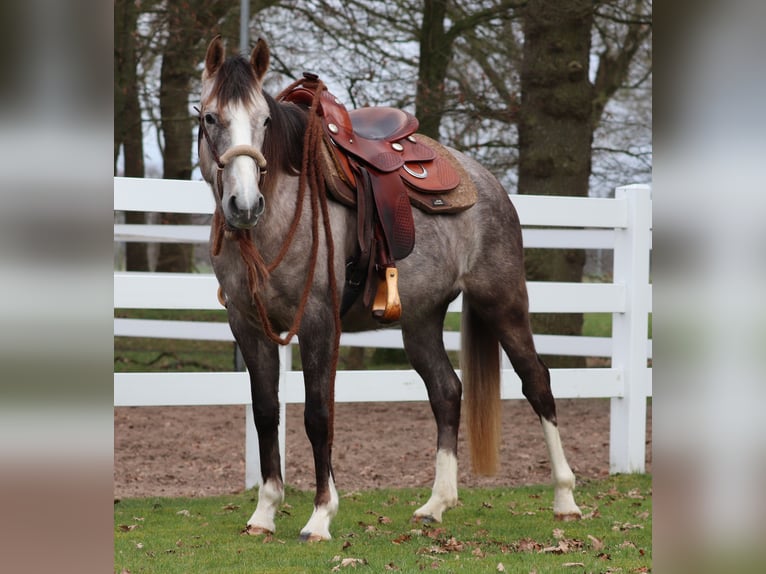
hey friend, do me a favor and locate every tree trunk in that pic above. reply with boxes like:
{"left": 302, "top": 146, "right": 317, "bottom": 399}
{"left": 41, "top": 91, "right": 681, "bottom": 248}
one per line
{"left": 115, "top": 0, "right": 149, "bottom": 271}
{"left": 518, "top": 0, "right": 594, "bottom": 367}
{"left": 154, "top": 1, "right": 242, "bottom": 273}
{"left": 155, "top": 6, "right": 196, "bottom": 273}
{"left": 415, "top": 0, "right": 452, "bottom": 139}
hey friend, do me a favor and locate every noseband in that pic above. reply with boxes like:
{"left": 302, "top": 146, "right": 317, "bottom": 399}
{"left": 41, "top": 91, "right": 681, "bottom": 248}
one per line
{"left": 196, "top": 107, "right": 268, "bottom": 203}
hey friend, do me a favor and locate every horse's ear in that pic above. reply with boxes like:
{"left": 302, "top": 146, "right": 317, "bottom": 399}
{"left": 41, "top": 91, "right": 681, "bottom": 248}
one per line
{"left": 204, "top": 35, "right": 225, "bottom": 77}
{"left": 251, "top": 38, "right": 270, "bottom": 83}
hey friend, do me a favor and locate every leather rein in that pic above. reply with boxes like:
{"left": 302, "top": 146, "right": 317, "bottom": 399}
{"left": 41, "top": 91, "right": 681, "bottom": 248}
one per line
{"left": 194, "top": 82, "right": 341, "bottom": 356}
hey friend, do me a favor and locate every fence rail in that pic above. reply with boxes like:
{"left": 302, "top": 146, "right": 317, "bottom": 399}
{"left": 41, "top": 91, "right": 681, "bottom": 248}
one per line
{"left": 113, "top": 177, "right": 652, "bottom": 486}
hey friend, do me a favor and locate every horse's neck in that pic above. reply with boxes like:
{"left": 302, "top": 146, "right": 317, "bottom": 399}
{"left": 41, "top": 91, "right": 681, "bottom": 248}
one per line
{"left": 253, "top": 173, "right": 314, "bottom": 265}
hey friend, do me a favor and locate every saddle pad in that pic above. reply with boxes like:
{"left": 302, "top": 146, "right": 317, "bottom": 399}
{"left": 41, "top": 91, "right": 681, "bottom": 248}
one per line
{"left": 401, "top": 134, "right": 478, "bottom": 214}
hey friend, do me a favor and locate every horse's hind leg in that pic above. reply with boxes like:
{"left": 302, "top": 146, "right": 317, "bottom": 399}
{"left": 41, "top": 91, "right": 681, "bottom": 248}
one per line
{"left": 487, "top": 296, "right": 582, "bottom": 520}
{"left": 401, "top": 308, "right": 462, "bottom": 523}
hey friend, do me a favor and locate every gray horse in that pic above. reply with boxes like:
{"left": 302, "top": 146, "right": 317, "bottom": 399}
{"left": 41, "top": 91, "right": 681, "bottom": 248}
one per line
{"left": 197, "top": 36, "right": 581, "bottom": 541}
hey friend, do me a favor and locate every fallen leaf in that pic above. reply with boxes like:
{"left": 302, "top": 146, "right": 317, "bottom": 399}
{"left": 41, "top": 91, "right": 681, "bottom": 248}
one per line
{"left": 222, "top": 504, "right": 240, "bottom": 511}
{"left": 342, "top": 540, "right": 352, "bottom": 550}
{"left": 385, "top": 563, "right": 399, "bottom": 571}
{"left": 563, "top": 563, "right": 585, "bottom": 568}
{"left": 541, "top": 538, "right": 583, "bottom": 554}
{"left": 597, "top": 552, "right": 612, "bottom": 560}
{"left": 496, "top": 563, "right": 506, "bottom": 572}
{"left": 331, "top": 557, "right": 367, "bottom": 571}
{"left": 553, "top": 528, "right": 565, "bottom": 539}
{"left": 176, "top": 509, "right": 190, "bottom": 516}
{"left": 588, "top": 534, "right": 604, "bottom": 550}
{"left": 424, "top": 527, "right": 446, "bottom": 539}
{"left": 443, "top": 537, "right": 464, "bottom": 552}
{"left": 472, "top": 547, "right": 485, "bottom": 557}
{"left": 612, "top": 522, "right": 644, "bottom": 531}
{"left": 118, "top": 524, "right": 139, "bottom": 532}
{"left": 516, "top": 538, "right": 543, "bottom": 553}
{"left": 392, "top": 534, "right": 412, "bottom": 545}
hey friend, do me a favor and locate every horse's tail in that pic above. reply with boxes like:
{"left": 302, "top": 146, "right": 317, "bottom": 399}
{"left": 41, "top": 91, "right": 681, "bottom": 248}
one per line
{"left": 461, "top": 300, "right": 501, "bottom": 476}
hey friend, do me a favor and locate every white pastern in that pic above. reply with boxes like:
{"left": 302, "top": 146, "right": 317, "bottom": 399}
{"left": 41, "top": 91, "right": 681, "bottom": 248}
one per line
{"left": 299, "top": 476, "right": 339, "bottom": 541}
{"left": 246, "top": 478, "right": 284, "bottom": 534}
{"left": 413, "top": 449, "right": 459, "bottom": 522}
{"left": 541, "top": 418, "right": 582, "bottom": 519}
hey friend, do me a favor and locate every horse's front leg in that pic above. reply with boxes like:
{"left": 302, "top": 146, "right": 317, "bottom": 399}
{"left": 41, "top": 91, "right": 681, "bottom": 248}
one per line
{"left": 297, "top": 315, "right": 339, "bottom": 541}
{"left": 234, "top": 330, "right": 284, "bottom": 536}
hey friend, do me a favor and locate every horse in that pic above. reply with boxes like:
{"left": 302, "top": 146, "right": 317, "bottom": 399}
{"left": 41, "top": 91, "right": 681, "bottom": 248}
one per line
{"left": 197, "top": 36, "right": 582, "bottom": 541}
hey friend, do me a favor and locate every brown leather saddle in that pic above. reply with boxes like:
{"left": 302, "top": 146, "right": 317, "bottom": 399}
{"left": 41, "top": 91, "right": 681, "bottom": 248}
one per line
{"left": 280, "top": 73, "right": 476, "bottom": 322}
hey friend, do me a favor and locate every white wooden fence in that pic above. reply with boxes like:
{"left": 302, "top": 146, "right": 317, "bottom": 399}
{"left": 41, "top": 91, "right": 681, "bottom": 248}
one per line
{"left": 114, "top": 177, "right": 652, "bottom": 488}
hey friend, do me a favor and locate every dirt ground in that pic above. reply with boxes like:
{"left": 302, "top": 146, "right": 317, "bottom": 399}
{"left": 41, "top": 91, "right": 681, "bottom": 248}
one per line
{"left": 114, "top": 398, "right": 651, "bottom": 498}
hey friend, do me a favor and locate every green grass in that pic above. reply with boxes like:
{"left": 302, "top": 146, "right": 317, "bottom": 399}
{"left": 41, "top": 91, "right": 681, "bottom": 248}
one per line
{"left": 115, "top": 474, "right": 651, "bottom": 573}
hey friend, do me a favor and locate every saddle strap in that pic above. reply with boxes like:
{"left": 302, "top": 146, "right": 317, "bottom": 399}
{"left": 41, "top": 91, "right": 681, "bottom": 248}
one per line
{"left": 339, "top": 166, "right": 375, "bottom": 317}
{"left": 340, "top": 164, "right": 414, "bottom": 317}
{"left": 368, "top": 168, "right": 415, "bottom": 261}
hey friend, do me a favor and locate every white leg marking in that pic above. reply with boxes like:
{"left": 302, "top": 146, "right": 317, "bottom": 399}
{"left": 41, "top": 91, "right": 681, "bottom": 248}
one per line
{"left": 300, "top": 475, "right": 339, "bottom": 541}
{"left": 413, "top": 449, "right": 459, "bottom": 522}
{"left": 246, "top": 478, "right": 284, "bottom": 535}
{"left": 541, "top": 418, "right": 582, "bottom": 520}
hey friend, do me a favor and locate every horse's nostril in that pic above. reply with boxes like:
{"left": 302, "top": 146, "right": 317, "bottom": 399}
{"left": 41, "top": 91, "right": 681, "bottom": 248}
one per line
{"left": 255, "top": 195, "right": 266, "bottom": 216}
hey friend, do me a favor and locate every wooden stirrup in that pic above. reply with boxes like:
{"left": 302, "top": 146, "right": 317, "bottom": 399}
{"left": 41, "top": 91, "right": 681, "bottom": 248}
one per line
{"left": 371, "top": 267, "right": 401, "bottom": 323}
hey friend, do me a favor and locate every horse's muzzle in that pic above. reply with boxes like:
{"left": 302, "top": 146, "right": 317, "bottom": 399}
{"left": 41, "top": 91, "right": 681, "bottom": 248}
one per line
{"left": 225, "top": 192, "right": 265, "bottom": 229}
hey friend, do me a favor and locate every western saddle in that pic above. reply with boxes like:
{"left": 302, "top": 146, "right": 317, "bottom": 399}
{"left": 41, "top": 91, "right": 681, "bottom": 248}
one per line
{"left": 280, "top": 73, "right": 475, "bottom": 322}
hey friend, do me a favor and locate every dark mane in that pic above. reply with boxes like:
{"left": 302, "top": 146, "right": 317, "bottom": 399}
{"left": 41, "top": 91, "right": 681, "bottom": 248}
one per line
{"left": 262, "top": 92, "right": 306, "bottom": 192}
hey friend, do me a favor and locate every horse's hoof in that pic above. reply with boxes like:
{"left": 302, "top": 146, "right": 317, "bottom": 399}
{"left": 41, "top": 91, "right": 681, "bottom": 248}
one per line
{"left": 299, "top": 531, "right": 328, "bottom": 543}
{"left": 411, "top": 514, "right": 436, "bottom": 524}
{"left": 245, "top": 524, "right": 273, "bottom": 536}
{"left": 554, "top": 512, "right": 582, "bottom": 522}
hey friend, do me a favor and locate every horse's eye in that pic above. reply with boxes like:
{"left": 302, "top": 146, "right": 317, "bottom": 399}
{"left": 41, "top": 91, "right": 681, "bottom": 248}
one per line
{"left": 205, "top": 113, "right": 216, "bottom": 125}
{"left": 264, "top": 117, "right": 271, "bottom": 127}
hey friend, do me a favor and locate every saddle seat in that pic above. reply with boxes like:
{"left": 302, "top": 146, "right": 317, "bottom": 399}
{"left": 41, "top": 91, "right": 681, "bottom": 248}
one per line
{"left": 280, "top": 73, "right": 475, "bottom": 322}
{"left": 347, "top": 107, "right": 418, "bottom": 141}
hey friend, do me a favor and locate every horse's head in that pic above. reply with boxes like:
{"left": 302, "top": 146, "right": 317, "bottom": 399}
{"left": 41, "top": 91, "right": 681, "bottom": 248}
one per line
{"left": 198, "top": 36, "right": 271, "bottom": 230}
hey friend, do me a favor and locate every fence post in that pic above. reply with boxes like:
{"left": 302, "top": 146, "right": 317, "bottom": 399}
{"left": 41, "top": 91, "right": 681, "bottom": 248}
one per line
{"left": 610, "top": 184, "right": 651, "bottom": 473}
{"left": 244, "top": 344, "right": 289, "bottom": 489}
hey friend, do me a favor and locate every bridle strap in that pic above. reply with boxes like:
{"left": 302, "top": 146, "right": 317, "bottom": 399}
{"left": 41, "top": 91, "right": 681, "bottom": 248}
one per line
{"left": 219, "top": 144, "right": 267, "bottom": 170}
{"left": 195, "top": 108, "right": 268, "bottom": 201}
{"left": 196, "top": 108, "right": 225, "bottom": 170}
